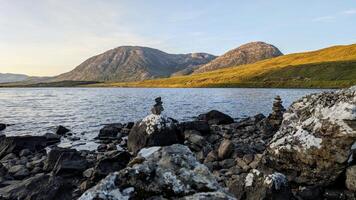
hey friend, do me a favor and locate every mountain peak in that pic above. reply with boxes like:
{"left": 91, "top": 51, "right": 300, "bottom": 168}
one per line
{"left": 193, "top": 41, "right": 283, "bottom": 74}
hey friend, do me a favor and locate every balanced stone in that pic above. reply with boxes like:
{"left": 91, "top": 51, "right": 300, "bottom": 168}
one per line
{"left": 151, "top": 97, "right": 164, "bottom": 115}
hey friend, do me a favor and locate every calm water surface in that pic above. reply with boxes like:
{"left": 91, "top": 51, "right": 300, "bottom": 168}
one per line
{"left": 0, "top": 88, "right": 329, "bottom": 150}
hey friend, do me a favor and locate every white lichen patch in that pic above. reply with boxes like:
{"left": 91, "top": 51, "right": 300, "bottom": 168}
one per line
{"left": 162, "top": 171, "right": 185, "bottom": 193}
{"left": 140, "top": 114, "right": 175, "bottom": 135}
{"left": 138, "top": 146, "right": 161, "bottom": 158}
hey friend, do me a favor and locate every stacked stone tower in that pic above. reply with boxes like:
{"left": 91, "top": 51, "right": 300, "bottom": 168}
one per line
{"left": 268, "top": 95, "right": 286, "bottom": 130}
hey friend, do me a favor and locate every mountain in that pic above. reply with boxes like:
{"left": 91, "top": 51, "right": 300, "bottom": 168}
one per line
{"left": 97, "top": 43, "right": 356, "bottom": 88}
{"left": 54, "top": 46, "right": 216, "bottom": 82}
{"left": 0, "top": 73, "right": 29, "bottom": 83}
{"left": 193, "top": 41, "right": 283, "bottom": 74}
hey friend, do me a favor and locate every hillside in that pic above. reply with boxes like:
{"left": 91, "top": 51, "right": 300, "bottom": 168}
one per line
{"left": 193, "top": 41, "right": 283, "bottom": 74}
{"left": 54, "top": 46, "right": 215, "bottom": 82}
{"left": 0, "top": 73, "right": 28, "bottom": 83}
{"left": 92, "top": 43, "right": 356, "bottom": 88}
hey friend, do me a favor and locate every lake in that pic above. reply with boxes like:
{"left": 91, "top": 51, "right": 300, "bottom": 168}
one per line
{"left": 0, "top": 88, "right": 329, "bottom": 150}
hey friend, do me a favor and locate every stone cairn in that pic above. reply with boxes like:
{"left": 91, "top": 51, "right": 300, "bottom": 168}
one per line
{"left": 268, "top": 95, "right": 285, "bottom": 130}
{"left": 151, "top": 97, "right": 164, "bottom": 115}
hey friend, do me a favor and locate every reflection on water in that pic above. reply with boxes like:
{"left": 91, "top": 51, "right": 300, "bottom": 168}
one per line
{"left": 0, "top": 88, "right": 329, "bottom": 149}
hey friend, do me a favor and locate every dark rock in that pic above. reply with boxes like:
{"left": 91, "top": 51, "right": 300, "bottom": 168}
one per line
{"left": 91, "top": 151, "right": 131, "bottom": 182}
{"left": 8, "top": 165, "right": 29, "bottom": 179}
{"left": 179, "top": 120, "right": 210, "bottom": 134}
{"left": 198, "top": 110, "right": 234, "bottom": 125}
{"left": 0, "top": 136, "right": 56, "bottom": 159}
{"left": 44, "top": 148, "right": 88, "bottom": 177}
{"left": 128, "top": 114, "right": 182, "bottom": 154}
{"left": 97, "top": 144, "right": 107, "bottom": 152}
{"left": 296, "top": 186, "right": 323, "bottom": 200}
{"left": 98, "top": 123, "right": 123, "bottom": 139}
{"left": 125, "top": 122, "right": 135, "bottom": 129}
{"left": 56, "top": 125, "right": 70, "bottom": 135}
{"left": 0, "top": 173, "right": 71, "bottom": 200}
{"left": 0, "top": 124, "right": 6, "bottom": 131}
{"left": 19, "top": 149, "right": 31, "bottom": 157}
{"left": 151, "top": 97, "right": 164, "bottom": 115}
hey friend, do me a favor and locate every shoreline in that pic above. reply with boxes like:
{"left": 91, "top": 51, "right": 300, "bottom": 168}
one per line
{"left": 0, "top": 87, "right": 355, "bottom": 199}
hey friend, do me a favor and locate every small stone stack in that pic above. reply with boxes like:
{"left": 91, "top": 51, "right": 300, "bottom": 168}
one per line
{"left": 268, "top": 95, "right": 285, "bottom": 130}
{"left": 151, "top": 97, "right": 164, "bottom": 115}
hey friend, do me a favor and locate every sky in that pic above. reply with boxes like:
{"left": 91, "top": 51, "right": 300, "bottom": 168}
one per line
{"left": 0, "top": 0, "right": 355, "bottom": 76}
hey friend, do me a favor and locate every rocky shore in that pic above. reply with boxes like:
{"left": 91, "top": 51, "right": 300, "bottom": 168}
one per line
{"left": 0, "top": 86, "right": 355, "bottom": 200}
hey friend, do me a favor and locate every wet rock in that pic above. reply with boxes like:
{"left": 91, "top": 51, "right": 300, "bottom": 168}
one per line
{"left": 0, "top": 135, "right": 56, "bottom": 159}
{"left": 198, "top": 110, "right": 234, "bottom": 125}
{"left": 0, "top": 124, "right": 6, "bottom": 131}
{"left": 80, "top": 144, "right": 235, "bottom": 199}
{"left": 98, "top": 123, "right": 123, "bottom": 139}
{"left": 128, "top": 114, "right": 182, "bottom": 154}
{"left": 56, "top": 125, "right": 70, "bottom": 135}
{"left": 218, "top": 140, "right": 234, "bottom": 160}
{"left": 266, "top": 87, "right": 356, "bottom": 186}
{"left": 8, "top": 165, "right": 29, "bottom": 179}
{"left": 346, "top": 165, "right": 356, "bottom": 192}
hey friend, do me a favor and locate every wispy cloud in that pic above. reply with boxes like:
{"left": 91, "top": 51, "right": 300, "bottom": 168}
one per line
{"left": 313, "top": 16, "right": 335, "bottom": 22}
{"left": 342, "top": 9, "right": 356, "bottom": 15}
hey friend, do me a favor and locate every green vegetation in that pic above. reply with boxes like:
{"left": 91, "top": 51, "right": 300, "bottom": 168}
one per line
{"left": 90, "top": 44, "right": 356, "bottom": 88}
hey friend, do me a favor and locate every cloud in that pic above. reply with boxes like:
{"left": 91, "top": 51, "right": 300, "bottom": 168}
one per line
{"left": 312, "top": 16, "right": 335, "bottom": 22}
{"left": 342, "top": 9, "right": 356, "bottom": 15}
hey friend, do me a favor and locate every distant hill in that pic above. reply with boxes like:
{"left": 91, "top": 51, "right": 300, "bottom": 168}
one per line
{"left": 192, "top": 41, "right": 283, "bottom": 74}
{"left": 54, "top": 46, "right": 216, "bottom": 82}
{"left": 96, "top": 43, "right": 356, "bottom": 88}
{"left": 0, "top": 73, "right": 28, "bottom": 83}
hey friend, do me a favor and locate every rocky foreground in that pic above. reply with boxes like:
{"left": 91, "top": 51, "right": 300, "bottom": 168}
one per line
{"left": 0, "top": 87, "right": 355, "bottom": 200}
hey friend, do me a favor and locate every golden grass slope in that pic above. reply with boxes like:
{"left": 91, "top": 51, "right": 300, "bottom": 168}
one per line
{"left": 87, "top": 43, "right": 356, "bottom": 88}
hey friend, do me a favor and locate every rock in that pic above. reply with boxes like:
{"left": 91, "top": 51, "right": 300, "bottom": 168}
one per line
{"left": 0, "top": 136, "right": 56, "bottom": 159}
{"left": 227, "top": 170, "right": 292, "bottom": 200}
{"left": 98, "top": 123, "right": 123, "bottom": 139}
{"left": 43, "top": 133, "right": 62, "bottom": 145}
{"left": 97, "top": 144, "right": 107, "bottom": 152}
{"left": 266, "top": 87, "right": 356, "bottom": 185}
{"left": 185, "top": 130, "right": 206, "bottom": 148}
{"left": 91, "top": 151, "right": 131, "bottom": 182}
{"left": 0, "top": 173, "right": 70, "bottom": 200}
{"left": 8, "top": 165, "right": 29, "bottom": 179}
{"left": 0, "top": 123, "right": 6, "bottom": 131}
{"left": 56, "top": 125, "right": 70, "bottom": 135}
{"left": 128, "top": 114, "right": 182, "bottom": 154}
{"left": 267, "top": 95, "right": 285, "bottom": 130}
{"left": 198, "top": 110, "right": 234, "bottom": 125}
{"left": 44, "top": 148, "right": 88, "bottom": 177}
{"left": 80, "top": 144, "right": 235, "bottom": 199}
{"left": 151, "top": 97, "right": 164, "bottom": 115}
{"left": 218, "top": 140, "right": 234, "bottom": 160}
{"left": 19, "top": 149, "right": 31, "bottom": 157}
{"left": 205, "top": 151, "right": 218, "bottom": 163}
{"left": 346, "top": 165, "right": 356, "bottom": 192}
{"left": 179, "top": 120, "right": 210, "bottom": 135}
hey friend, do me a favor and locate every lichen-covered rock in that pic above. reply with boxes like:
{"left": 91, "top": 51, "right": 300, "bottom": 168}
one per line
{"left": 128, "top": 114, "right": 182, "bottom": 154}
{"left": 227, "top": 170, "right": 292, "bottom": 200}
{"left": 346, "top": 165, "right": 356, "bottom": 192}
{"left": 266, "top": 87, "right": 356, "bottom": 185}
{"left": 80, "top": 144, "right": 235, "bottom": 199}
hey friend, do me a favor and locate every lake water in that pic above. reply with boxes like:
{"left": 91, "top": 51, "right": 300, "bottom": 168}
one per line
{"left": 0, "top": 88, "right": 329, "bottom": 150}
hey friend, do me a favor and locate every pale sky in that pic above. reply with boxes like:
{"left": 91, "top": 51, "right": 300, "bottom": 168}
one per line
{"left": 0, "top": 0, "right": 356, "bottom": 76}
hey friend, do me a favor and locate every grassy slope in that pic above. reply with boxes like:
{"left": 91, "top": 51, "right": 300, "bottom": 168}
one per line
{"left": 91, "top": 44, "right": 356, "bottom": 88}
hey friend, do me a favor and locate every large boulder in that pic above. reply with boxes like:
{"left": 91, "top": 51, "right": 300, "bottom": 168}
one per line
{"left": 44, "top": 148, "right": 88, "bottom": 177}
{"left": 128, "top": 114, "right": 182, "bottom": 154}
{"left": 198, "top": 110, "right": 234, "bottom": 125}
{"left": 80, "top": 144, "right": 235, "bottom": 199}
{"left": 0, "top": 135, "right": 59, "bottom": 159}
{"left": 266, "top": 87, "right": 356, "bottom": 185}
